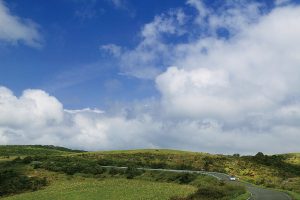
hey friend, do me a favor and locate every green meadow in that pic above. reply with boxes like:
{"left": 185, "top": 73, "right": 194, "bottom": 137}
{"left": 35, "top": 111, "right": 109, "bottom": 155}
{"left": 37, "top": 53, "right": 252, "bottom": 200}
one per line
{"left": 2, "top": 177, "right": 196, "bottom": 200}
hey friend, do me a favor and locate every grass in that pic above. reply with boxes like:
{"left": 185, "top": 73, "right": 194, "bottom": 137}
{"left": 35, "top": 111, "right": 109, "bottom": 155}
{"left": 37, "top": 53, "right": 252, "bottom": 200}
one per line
{"left": 284, "top": 153, "right": 300, "bottom": 165}
{"left": 1, "top": 177, "right": 196, "bottom": 200}
{"left": 285, "top": 191, "right": 300, "bottom": 200}
{"left": 233, "top": 191, "right": 251, "bottom": 200}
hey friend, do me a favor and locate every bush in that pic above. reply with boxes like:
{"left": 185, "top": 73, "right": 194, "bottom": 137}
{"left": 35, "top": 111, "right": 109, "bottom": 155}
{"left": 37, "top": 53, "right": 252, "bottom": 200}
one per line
{"left": 125, "top": 167, "right": 143, "bottom": 179}
{"left": 108, "top": 168, "right": 124, "bottom": 176}
{"left": 0, "top": 169, "right": 47, "bottom": 197}
{"left": 171, "top": 184, "right": 246, "bottom": 200}
{"left": 176, "top": 173, "right": 197, "bottom": 184}
{"left": 22, "top": 156, "right": 33, "bottom": 164}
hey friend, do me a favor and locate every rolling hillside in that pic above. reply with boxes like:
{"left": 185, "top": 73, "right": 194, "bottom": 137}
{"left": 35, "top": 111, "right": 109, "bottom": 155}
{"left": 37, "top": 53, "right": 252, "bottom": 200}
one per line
{"left": 0, "top": 145, "right": 300, "bottom": 199}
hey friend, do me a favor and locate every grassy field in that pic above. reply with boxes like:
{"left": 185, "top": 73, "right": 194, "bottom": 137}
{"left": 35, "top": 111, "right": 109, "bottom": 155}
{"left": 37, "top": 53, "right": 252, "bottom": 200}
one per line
{"left": 284, "top": 153, "right": 300, "bottom": 165}
{"left": 1, "top": 177, "right": 196, "bottom": 200}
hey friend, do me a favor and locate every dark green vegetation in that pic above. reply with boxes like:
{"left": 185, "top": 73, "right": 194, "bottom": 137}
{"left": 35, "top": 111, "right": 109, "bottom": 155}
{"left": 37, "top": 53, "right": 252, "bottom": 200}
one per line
{"left": 0, "top": 159, "right": 47, "bottom": 197}
{"left": 1, "top": 145, "right": 299, "bottom": 199}
{"left": 0, "top": 170, "right": 47, "bottom": 197}
{"left": 171, "top": 184, "right": 246, "bottom": 200}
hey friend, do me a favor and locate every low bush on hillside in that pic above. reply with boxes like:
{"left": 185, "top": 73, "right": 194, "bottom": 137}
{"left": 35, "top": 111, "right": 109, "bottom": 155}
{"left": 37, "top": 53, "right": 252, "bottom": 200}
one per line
{"left": 0, "top": 169, "right": 47, "bottom": 197}
{"left": 170, "top": 184, "right": 246, "bottom": 200}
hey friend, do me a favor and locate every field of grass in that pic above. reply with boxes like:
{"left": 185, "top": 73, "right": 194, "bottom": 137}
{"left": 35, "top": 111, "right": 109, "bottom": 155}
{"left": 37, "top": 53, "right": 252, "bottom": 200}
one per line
{"left": 1, "top": 177, "right": 196, "bottom": 200}
{"left": 285, "top": 190, "right": 300, "bottom": 200}
{"left": 284, "top": 153, "right": 300, "bottom": 165}
{"left": 233, "top": 192, "right": 251, "bottom": 200}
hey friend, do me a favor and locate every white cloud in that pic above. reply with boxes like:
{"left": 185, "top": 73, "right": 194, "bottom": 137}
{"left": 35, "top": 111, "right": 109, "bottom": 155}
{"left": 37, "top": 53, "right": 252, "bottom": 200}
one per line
{"left": 1, "top": 84, "right": 300, "bottom": 154}
{"left": 156, "top": 5, "right": 300, "bottom": 120}
{"left": 0, "top": 87, "right": 63, "bottom": 128}
{"left": 188, "top": 0, "right": 262, "bottom": 35}
{"left": 115, "top": 9, "right": 186, "bottom": 79}
{"left": 0, "top": 86, "right": 160, "bottom": 150}
{"left": 152, "top": 3, "right": 300, "bottom": 153}
{"left": 64, "top": 108, "right": 104, "bottom": 114}
{"left": 0, "top": 0, "right": 42, "bottom": 47}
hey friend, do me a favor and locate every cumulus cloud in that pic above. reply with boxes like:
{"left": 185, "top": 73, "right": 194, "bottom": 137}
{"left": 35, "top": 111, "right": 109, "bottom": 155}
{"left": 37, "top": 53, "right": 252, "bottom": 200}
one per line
{"left": 0, "top": 86, "right": 160, "bottom": 150}
{"left": 0, "top": 0, "right": 42, "bottom": 47}
{"left": 0, "top": 83, "right": 300, "bottom": 154}
{"left": 0, "top": 87, "right": 63, "bottom": 128}
{"left": 151, "top": 2, "right": 300, "bottom": 153}
{"left": 157, "top": 5, "right": 300, "bottom": 121}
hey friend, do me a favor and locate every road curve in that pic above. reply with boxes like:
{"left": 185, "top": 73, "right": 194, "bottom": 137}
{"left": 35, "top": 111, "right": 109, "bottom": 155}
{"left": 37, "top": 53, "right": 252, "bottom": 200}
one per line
{"left": 100, "top": 166, "right": 291, "bottom": 200}
{"left": 244, "top": 183, "right": 291, "bottom": 200}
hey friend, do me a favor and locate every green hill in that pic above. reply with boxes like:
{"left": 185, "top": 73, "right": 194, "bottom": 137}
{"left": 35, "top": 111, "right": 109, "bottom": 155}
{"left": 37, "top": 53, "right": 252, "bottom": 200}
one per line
{"left": 0, "top": 145, "right": 84, "bottom": 157}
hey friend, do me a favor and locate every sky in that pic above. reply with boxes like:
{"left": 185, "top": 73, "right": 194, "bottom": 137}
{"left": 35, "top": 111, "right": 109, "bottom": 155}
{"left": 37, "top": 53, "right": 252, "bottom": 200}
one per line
{"left": 1, "top": 0, "right": 300, "bottom": 154}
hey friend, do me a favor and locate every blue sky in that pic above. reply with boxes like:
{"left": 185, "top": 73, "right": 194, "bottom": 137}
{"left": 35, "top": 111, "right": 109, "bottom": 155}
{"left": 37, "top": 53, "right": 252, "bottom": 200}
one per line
{"left": 1, "top": 0, "right": 300, "bottom": 153}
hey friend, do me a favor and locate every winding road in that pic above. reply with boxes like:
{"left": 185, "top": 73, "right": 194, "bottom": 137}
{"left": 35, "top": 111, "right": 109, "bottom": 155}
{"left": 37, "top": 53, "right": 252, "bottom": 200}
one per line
{"left": 101, "top": 166, "right": 292, "bottom": 200}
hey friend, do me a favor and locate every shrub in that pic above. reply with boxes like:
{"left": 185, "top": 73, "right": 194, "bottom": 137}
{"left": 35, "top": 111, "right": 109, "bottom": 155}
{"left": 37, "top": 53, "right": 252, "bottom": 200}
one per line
{"left": 0, "top": 169, "right": 47, "bottom": 197}
{"left": 125, "top": 167, "right": 143, "bottom": 179}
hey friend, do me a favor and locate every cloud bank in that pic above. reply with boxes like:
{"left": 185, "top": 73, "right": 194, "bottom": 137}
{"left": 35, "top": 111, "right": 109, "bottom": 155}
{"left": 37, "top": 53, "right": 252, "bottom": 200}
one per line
{"left": 0, "top": 0, "right": 42, "bottom": 47}
{"left": 1, "top": 1, "right": 300, "bottom": 154}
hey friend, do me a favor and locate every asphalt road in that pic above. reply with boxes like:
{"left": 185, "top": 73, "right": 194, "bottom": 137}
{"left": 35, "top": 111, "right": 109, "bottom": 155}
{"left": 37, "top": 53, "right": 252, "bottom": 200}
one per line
{"left": 101, "top": 166, "right": 292, "bottom": 200}
{"left": 244, "top": 183, "right": 291, "bottom": 200}
{"left": 203, "top": 172, "right": 291, "bottom": 200}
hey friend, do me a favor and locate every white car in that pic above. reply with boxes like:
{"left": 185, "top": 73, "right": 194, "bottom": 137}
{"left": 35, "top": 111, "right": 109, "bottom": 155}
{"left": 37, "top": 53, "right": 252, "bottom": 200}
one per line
{"left": 229, "top": 176, "right": 237, "bottom": 181}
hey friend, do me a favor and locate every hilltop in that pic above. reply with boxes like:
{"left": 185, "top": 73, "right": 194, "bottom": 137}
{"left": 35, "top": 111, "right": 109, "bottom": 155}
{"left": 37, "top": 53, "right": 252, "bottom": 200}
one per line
{"left": 0, "top": 145, "right": 84, "bottom": 157}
